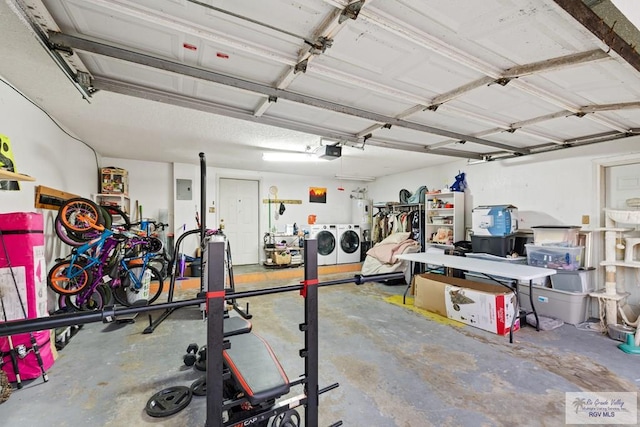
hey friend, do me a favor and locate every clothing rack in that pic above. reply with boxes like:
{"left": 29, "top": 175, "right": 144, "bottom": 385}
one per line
{"left": 372, "top": 203, "right": 425, "bottom": 251}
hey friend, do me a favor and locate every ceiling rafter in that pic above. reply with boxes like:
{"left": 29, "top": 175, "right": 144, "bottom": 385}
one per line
{"left": 581, "top": 102, "right": 640, "bottom": 112}
{"left": 49, "top": 31, "right": 528, "bottom": 154}
{"left": 428, "top": 49, "right": 609, "bottom": 108}
{"left": 552, "top": 0, "right": 640, "bottom": 74}
{"left": 353, "top": 3, "right": 631, "bottom": 135}
{"left": 440, "top": 105, "right": 565, "bottom": 144}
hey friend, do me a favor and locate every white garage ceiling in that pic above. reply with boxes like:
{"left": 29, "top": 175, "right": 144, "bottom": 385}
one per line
{"left": 2, "top": 0, "right": 640, "bottom": 179}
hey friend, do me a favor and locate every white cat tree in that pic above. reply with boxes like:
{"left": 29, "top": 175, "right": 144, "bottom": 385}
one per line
{"left": 594, "top": 208, "right": 640, "bottom": 351}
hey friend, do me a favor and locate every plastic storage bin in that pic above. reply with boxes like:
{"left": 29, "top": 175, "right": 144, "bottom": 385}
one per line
{"left": 531, "top": 225, "right": 581, "bottom": 246}
{"left": 525, "top": 244, "right": 583, "bottom": 270}
{"left": 519, "top": 286, "right": 590, "bottom": 325}
{"left": 550, "top": 269, "right": 595, "bottom": 293}
{"left": 471, "top": 234, "right": 517, "bottom": 257}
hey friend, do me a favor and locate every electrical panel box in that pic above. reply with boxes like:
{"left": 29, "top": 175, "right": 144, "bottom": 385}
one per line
{"left": 176, "top": 179, "right": 192, "bottom": 200}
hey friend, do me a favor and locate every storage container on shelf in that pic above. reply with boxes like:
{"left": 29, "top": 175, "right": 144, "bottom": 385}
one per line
{"left": 471, "top": 234, "right": 517, "bottom": 258}
{"left": 525, "top": 244, "right": 583, "bottom": 270}
{"left": 471, "top": 204, "right": 518, "bottom": 236}
{"left": 531, "top": 225, "right": 581, "bottom": 246}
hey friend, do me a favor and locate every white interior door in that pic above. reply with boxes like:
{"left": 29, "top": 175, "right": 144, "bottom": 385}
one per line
{"left": 219, "top": 178, "right": 259, "bottom": 265}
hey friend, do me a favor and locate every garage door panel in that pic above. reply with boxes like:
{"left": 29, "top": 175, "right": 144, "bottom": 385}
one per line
{"left": 266, "top": 99, "right": 379, "bottom": 133}
{"left": 447, "top": 84, "right": 563, "bottom": 122}
{"left": 287, "top": 73, "right": 420, "bottom": 117}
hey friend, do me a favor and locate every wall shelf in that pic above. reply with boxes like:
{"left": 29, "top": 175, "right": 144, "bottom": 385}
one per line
{"left": 0, "top": 169, "right": 35, "bottom": 181}
{"left": 92, "top": 193, "right": 131, "bottom": 214}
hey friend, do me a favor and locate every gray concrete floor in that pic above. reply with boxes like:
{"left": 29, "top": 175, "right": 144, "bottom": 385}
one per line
{"left": 1, "top": 266, "right": 640, "bottom": 426}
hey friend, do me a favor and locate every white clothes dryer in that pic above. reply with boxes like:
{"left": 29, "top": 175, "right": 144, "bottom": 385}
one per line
{"left": 337, "top": 224, "right": 361, "bottom": 264}
{"left": 310, "top": 224, "right": 338, "bottom": 265}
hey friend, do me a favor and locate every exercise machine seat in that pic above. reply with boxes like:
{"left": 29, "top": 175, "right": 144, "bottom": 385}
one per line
{"left": 224, "top": 333, "right": 290, "bottom": 405}
{"left": 223, "top": 316, "right": 252, "bottom": 337}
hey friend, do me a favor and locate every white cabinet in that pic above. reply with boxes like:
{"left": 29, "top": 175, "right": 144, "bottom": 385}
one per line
{"left": 93, "top": 193, "right": 131, "bottom": 214}
{"left": 425, "top": 191, "right": 464, "bottom": 247}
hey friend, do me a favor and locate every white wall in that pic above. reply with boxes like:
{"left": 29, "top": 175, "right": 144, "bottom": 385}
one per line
{"left": 105, "top": 137, "right": 640, "bottom": 265}
{"left": 369, "top": 137, "right": 640, "bottom": 230}
{"left": 214, "top": 167, "right": 361, "bottom": 236}
{"left": 99, "top": 157, "right": 369, "bottom": 257}
{"left": 100, "top": 157, "right": 173, "bottom": 223}
{"left": 0, "top": 77, "right": 98, "bottom": 265}
{"left": 369, "top": 138, "right": 640, "bottom": 308}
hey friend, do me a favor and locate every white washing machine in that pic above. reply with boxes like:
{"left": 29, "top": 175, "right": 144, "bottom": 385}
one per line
{"left": 310, "top": 224, "right": 337, "bottom": 265}
{"left": 337, "top": 224, "right": 361, "bottom": 264}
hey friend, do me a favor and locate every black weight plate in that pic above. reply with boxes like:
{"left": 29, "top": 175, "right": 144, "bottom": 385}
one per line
{"left": 145, "top": 386, "right": 192, "bottom": 418}
{"left": 190, "top": 377, "right": 206, "bottom": 397}
{"left": 194, "top": 358, "right": 206, "bottom": 371}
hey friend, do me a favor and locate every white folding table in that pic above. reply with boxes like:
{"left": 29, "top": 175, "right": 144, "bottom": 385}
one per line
{"left": 395, "top": 252, "right": 557, "bottom": 342}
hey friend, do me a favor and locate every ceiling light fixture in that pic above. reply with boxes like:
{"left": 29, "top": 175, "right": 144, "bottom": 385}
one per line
{"left": 335, "top": 174, "right": 376, "bottom": 182}
{"left": 262, "top": 152, "right": 326, "bottom": 162}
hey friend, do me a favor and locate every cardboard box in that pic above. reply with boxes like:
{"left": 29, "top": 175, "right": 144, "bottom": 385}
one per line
{"left": 100, "top": 167, "right": 129, "bottom": 195}
{"left": 472, "top": 205, "right": 518, "bottom": 236}
{"left": 414, "top": 273, "right": 520, "bottom": 336}
{"left": 0, "top": 212, "right": 55, "bottom": 382}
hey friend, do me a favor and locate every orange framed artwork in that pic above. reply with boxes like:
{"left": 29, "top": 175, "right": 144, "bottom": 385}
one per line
{"left": 309, "top": 187, "right": 326, "bottom": 203}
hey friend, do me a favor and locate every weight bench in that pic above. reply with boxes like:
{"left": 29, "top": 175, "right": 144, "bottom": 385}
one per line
{"left": 223, "top": 316, "right": 252, "bottom": 337}
{"left": 223, "top": 333, "right": 290, "bottom": 406}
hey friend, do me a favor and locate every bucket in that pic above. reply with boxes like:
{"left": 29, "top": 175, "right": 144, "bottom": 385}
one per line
{"left": 191, "top": 259, "right": 202, "bottom": 277}
{"left": 126, "top": 267, "right": 151, "bottom": 304}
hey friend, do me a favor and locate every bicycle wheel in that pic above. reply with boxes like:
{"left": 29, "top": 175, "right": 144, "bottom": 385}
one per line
{"left": 55, "top": 216, "right": 85, "bottom": 247}
{"left": 47, "top": 259, "right": 92, "bottom": 295}
{"left": 64, "top": 285, "right": 107, "bottom": 311}
{"left": 145, "top": 237, "right": 164, "bottom": 254}
{"left": 149, "top": 250, "right": 170, "bottom": 280}
{"left": 101, "top": 207, "right": 113, "bottom": 231}
{"left": 99, "top": 283, "right": 114, "bottom": 306}
{"left": 101, "top": 205, "right": 131, "bottom": 230}
{"left": 113, "top": 265, "right": 164, "bottom": 306}
{"left": 59, "top": 198, "right": 105, "bottom": 233}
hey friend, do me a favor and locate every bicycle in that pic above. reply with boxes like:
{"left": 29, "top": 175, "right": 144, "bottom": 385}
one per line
{"left": 49, "top": 229, "right": 165, "bottom": 310}
{"left": 49, "top": 198, "right": 165, "bottom": 310}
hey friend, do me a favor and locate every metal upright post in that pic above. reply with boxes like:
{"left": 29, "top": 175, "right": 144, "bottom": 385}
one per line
{"left": 302, "top": 238, "right": 319, "bottom": 427}
{"left": 205, "top": 240, "right": 225, "bottom": 427}
{"left": 199, "top": 152, "right": 207, "bottom": 294}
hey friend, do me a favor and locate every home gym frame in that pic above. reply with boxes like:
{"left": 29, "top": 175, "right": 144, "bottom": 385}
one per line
{"left": 0, "top": 237, "right": 403, "bottom": 426}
